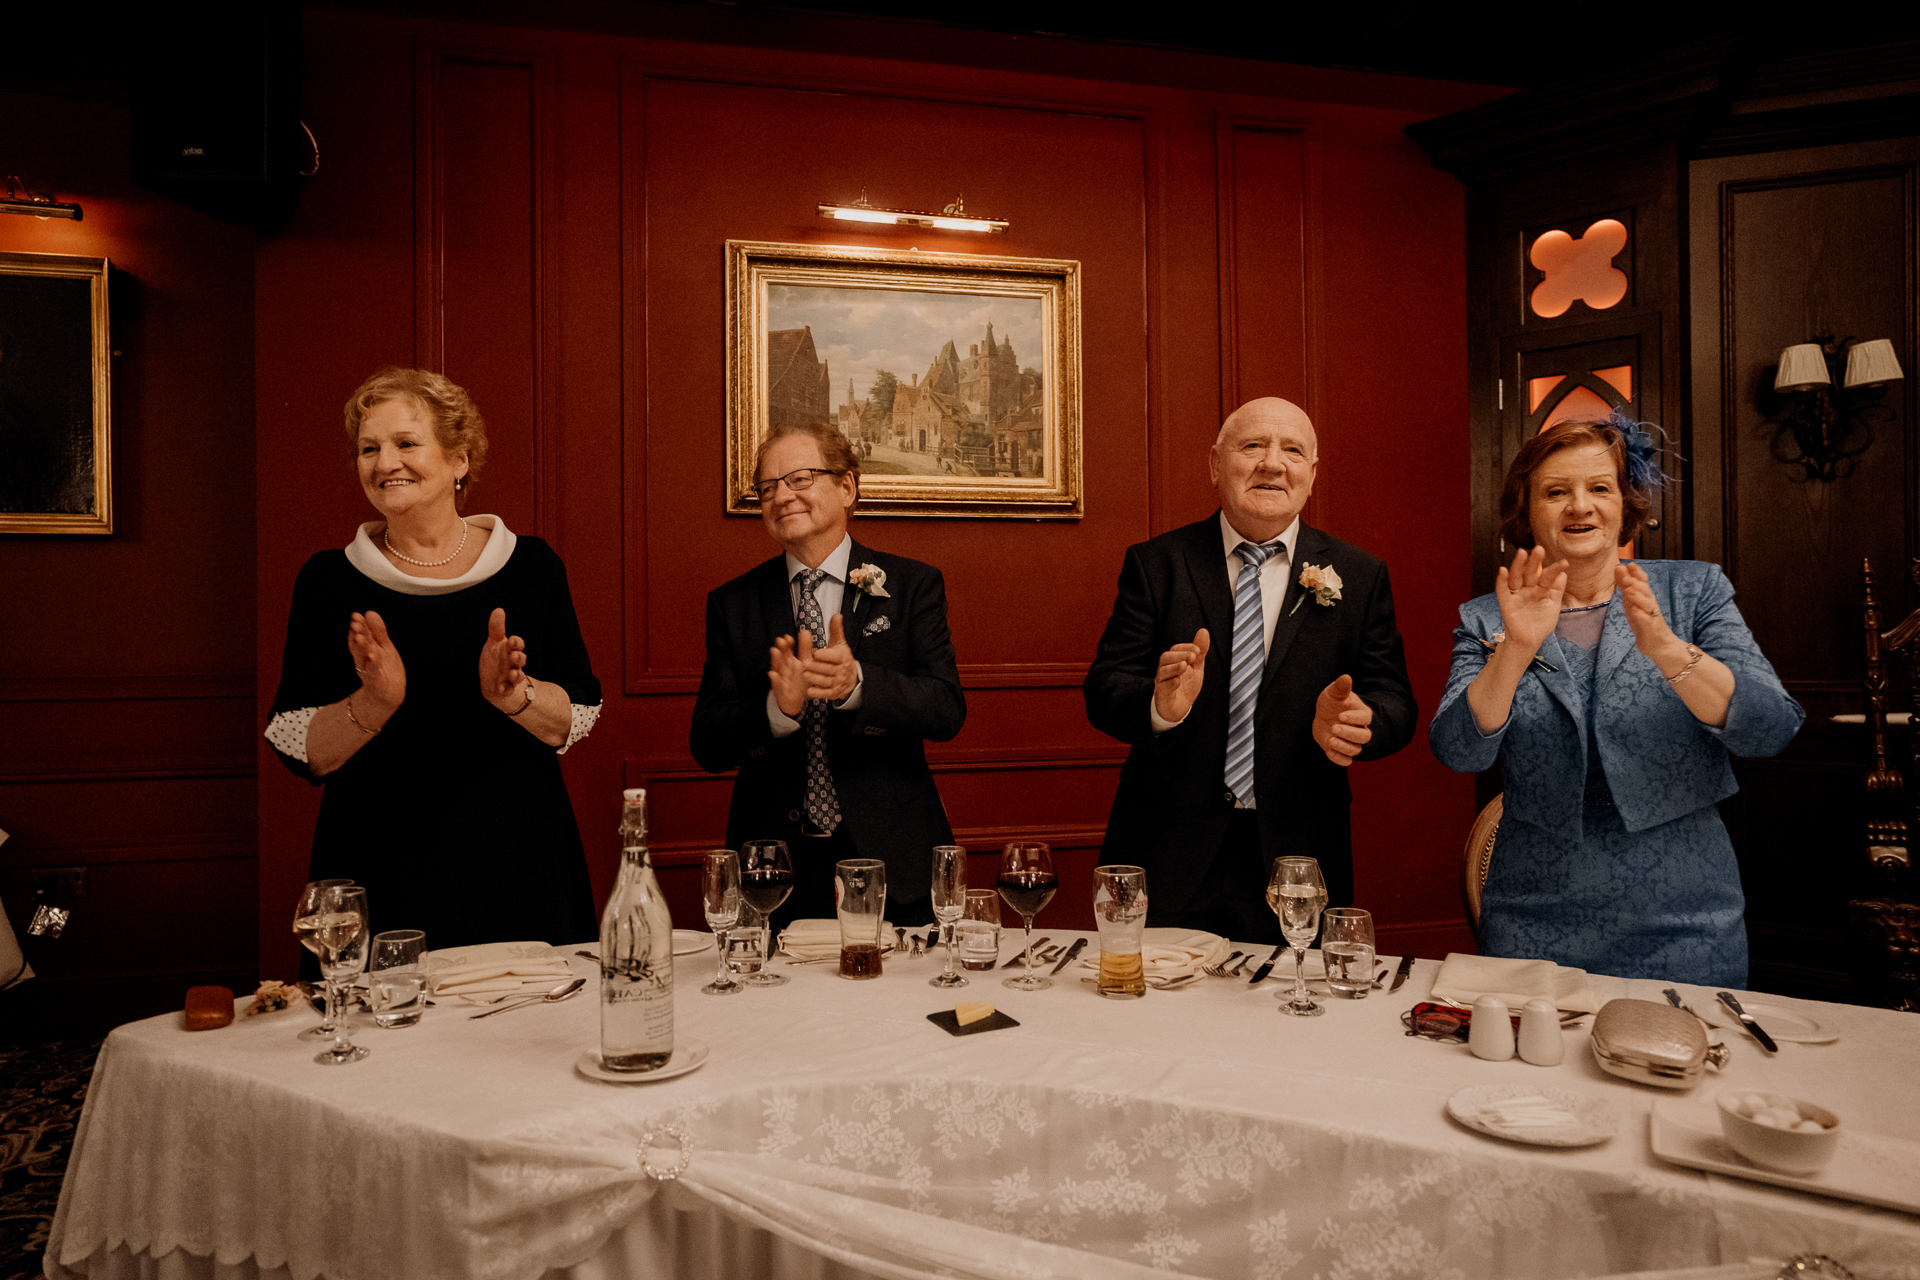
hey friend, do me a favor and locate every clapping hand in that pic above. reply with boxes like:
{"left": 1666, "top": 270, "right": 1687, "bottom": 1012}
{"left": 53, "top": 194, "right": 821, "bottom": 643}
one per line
{"left": 768, "top": 632, "right": 809, "bottom": 719}
{"left": 1494, "top": 546, "right": 1568, "bottom": 655}
{"left": 1312, "top": 673, "right": 1373, "bottom": 767}
{"left": 348, "top": 610, "right": 406, "bottom": 713}
{"left": 478, "top": 607, "right": 530, "bottom": 711}
{"left": 802, "top": 614, "right": 859, "bottom": 704}
{"left": 1615, "top": 561, "right": 1682, "bottom": 662}
{"left": 1153, "top": 628, "right": 1210, "bottom": 726}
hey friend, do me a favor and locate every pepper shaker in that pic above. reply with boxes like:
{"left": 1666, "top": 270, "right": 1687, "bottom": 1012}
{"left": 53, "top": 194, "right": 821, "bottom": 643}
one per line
{"left": 1517, "top": 997, "right": 1564, "bottom": 1065}
{"left": 1469, "top": 995, "right": 1515, "bottom": 1061}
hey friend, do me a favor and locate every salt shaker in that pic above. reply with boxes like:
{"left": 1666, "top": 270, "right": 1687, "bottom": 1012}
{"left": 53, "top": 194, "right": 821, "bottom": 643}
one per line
{"left": 1517, "top": 997, "right": 1564, "bottom": 1065}
{"left": 1469, "top": 995, "right": 1515, "bottom": 1061}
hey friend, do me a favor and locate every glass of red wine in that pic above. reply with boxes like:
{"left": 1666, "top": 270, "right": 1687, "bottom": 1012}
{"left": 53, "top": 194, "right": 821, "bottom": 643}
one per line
{"left": 998, "top": 842, "right": 1057, "bottom": 992}
{"left": 738, "top": 839, "right": 793, "bottom": 987}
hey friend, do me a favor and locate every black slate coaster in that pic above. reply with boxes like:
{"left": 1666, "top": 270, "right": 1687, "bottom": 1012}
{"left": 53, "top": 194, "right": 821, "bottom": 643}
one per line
{"left": 927, "top": 1009, "right": 1021, "bottom": 1037}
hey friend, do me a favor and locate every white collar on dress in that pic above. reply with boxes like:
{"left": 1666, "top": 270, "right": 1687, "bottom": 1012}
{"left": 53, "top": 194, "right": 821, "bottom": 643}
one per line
{"left": 783, "top": 533, "right": 853, "bottom": 584}
{"left": 344, "top": 514, "right": 517, "bottom": 596}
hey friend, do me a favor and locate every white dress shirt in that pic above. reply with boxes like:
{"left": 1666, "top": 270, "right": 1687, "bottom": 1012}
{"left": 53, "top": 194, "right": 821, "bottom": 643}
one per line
{"left": 767, "top": 533, "right": 865, "bottom": 737}
{"left": 1148, "top": 512, "right": 1299, "bottom": 735}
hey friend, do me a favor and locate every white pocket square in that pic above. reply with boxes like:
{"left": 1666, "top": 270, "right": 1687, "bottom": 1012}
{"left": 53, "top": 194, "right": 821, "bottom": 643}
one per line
{"left": 863, "top": 615, "right": 891, "bottom": 636}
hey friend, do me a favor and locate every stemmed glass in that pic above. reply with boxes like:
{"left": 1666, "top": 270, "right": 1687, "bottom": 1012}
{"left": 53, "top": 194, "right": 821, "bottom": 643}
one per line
{"left": 998, "top": 842, "right": 1057, "bottom": 992}
{"left": 292, "top": 878, "right": 355, "bottom": 1042}
{"left": 928, "top": 845, "right": 968, "bottom": 989}
{"left": 701, "top": 849, "right": 744, "bottom": 996}
{"left": 1268, "top": 856, "right": 1328, "bottom": 1018}
{"left": 738, "top": 839, "right": 792, "bottom": 987}
{"left": 313, "top": 885, "right": 372, "bottom": 1064}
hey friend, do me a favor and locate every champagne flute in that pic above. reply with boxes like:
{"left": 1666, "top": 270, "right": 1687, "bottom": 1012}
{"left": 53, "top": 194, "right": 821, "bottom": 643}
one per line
{"left": 738, "top": 839, "right": 793, "bottom": 987}
{"left": 701, "top": 849, "right": 744, "bottom": 996}
{"left": 292, "top": 878, "right": 355, "bottom": 1042}
{"left": 314, "top": 885, "right": 372, "bottom": 1064}
{"left": 1268, "top": 856, "right": 1328, "bottom": 1018}
{"left": 998, "top": 842, "right": 1057, "bottom": 992}
{"left": 928, "top": 844, "right": 968, "bottom": 989}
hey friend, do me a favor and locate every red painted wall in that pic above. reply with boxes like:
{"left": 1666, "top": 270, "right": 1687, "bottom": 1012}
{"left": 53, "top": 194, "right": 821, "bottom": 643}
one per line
{"left": 0, "top": 90, "right": 258, "bottom": 1031}
{"left": 250, "top": 12, "right": 1490, "bottom": 977}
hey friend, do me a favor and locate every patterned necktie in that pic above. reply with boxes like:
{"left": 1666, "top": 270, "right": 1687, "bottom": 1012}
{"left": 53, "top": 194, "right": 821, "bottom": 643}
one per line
{"left": 795, "top": 568, "right": 842, "bottom": 833}
{"left": 1224, "top": 540, "right": 1282, "bottom": 807}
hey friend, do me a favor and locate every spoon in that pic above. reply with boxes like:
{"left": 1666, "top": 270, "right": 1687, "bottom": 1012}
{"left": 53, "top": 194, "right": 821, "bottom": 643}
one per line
{"left": 468, "top": 977, "right": 586, "bottom": 1019}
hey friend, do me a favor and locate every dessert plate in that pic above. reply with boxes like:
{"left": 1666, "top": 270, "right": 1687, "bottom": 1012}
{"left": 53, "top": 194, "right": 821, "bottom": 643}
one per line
{"left": 673, "top": 931, "right": 715, "bottom": 956}
{"left": 1650, "top": 1103, "right": 1919, "bottom": 1214}
{"left": 1695, "top": 997, "right": 1837, "bottom": 1044}
{"left": 1447, "top": 1083, "right": 1616, "bottom": 1148}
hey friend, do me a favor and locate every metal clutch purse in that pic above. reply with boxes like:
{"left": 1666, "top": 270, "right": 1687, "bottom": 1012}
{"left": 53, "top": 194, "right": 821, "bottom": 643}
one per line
{"left": 1589, "top": 998, "right": 1730, "bottom": 1088}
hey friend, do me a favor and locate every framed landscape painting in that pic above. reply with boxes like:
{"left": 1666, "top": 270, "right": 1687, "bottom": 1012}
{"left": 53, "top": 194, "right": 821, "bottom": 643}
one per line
{"left": 725, "top": 239, "right": 1082, "bottom": 518}
{"left": 0, "top": 252, "right": 113, "bottom": 534}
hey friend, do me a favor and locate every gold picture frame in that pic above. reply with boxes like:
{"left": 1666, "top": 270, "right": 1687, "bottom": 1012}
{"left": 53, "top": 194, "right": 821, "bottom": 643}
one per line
{"left": 726, "top": 239, "right": 1082, "bottom": 519}
{"left": 0, "top": 252, "right": 112, "bottom": 534}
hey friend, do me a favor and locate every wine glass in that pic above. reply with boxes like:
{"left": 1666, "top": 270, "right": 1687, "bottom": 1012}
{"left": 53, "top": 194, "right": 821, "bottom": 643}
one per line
{"left": 292, "top": 878, "right": 355, "bottom": 1042}
{"left": 1268, "top": 856, "right": 1328, "bottom": 1018}
{"left": 998, "top": 842, "right": 1057, "bottom": 992}
{"left": 314, "top": 885, "right": 372, "bottom": 1064}
{"left": 738, "top": 839, "right": 792, "bottom": 987}
{"left": 701, "top": 849, "right": 744, "bottom": 996}
{"left": 928, "top": 845, "right": 968, "bottom": 989}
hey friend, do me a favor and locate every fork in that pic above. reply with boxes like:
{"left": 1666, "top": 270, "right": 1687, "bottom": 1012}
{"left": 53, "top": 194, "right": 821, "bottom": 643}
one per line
{"left": 1004, "top": 936, "right": 1052, "bottom": 968}
{"left": 1227, "top": 953, "right": 1255, "bottom": 977}
{"left": 1202, "top": 951, "right": 1244, "bottom": 977}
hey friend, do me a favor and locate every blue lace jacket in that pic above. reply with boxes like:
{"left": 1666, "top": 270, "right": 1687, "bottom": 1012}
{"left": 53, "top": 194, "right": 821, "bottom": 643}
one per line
{"left": 1429, "top": 560, "right": 1803, "bottom": 842}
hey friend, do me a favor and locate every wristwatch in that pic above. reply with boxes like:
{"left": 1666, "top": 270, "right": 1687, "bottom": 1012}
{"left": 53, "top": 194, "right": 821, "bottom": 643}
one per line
{"left": 506, "top": 678, "right": 537, "bottom": 717}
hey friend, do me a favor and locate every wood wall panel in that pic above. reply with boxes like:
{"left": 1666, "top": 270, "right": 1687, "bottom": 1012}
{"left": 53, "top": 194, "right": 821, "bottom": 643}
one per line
{"left": 1217, "top": 119, "right": 1313, "bottom": 419}
{"left": 417, "top": 47, "right": 557, "bottom": 536}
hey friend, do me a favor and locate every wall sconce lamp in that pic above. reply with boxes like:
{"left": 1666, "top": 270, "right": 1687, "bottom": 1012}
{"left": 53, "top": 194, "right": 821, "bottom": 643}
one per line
{"left": 817, "top": 189, "right": 1007, "bottom": 234}
{"left": 2, "top": 175, "right": 84, "bottom": 221}
{"left": 1770, "top": 333, "right": 1904, "bottom": 481}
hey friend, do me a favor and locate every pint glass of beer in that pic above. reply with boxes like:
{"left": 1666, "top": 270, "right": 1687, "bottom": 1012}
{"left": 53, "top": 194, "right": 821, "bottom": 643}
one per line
{"left": 1092, "top": 865, "right": 1148, "bottom": 998}
{"left": 835, "top": 859, "right": 887, "bottom": 980}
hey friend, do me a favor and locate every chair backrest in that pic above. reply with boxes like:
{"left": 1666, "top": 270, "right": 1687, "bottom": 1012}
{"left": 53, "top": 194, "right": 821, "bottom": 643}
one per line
{"left": 1463, "top": 793, "right": 1503, "bottom": 930}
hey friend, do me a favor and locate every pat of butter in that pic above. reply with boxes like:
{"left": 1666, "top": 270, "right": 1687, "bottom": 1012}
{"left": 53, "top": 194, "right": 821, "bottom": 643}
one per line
{"left": 955, "top": 1001, "right": 995, "bottom": 1026}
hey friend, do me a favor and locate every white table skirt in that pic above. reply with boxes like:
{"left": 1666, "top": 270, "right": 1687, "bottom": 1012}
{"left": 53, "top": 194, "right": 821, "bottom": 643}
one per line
{"left": 46, "top": 938, "right": 1920, "bottom": 1280}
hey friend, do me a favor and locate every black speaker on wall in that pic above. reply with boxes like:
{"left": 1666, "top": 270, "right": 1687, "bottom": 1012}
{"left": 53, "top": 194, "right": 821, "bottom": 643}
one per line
{"left": 130, "top": 1, "right": 304, "bottom": 228}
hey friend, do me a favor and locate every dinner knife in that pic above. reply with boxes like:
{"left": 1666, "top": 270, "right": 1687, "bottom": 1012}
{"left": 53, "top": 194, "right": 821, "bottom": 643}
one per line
{"left": 1246, "top": 943, "right": 1289, "bottom": 984}
{"left": 1050, "top": 937, "right": 1089, "bottom": 975}
{"left": 1716, "top": 991, "right": 1779, "bottom": 1053}
{"left": 1387, "top": 954, "right": 1415, "bottom": 994}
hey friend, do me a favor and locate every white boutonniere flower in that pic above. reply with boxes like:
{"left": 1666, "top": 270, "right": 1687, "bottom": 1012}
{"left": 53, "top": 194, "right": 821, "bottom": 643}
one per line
{"left": 847, "top": 563, "right": 889, "bottom": 613}
{"left": 1289, "top": 563, "right": 1343, "bottom": 615}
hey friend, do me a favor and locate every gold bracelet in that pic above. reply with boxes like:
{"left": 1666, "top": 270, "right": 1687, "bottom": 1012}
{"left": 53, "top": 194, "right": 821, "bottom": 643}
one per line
{"left": 1666, "top": 644, "right": 1704, "bottom": 685}
{"left": 345, "top": 694, "right": 381, "bottom": 735}
{"left": 506, "top": 678, "right": 537, "bottom": 717}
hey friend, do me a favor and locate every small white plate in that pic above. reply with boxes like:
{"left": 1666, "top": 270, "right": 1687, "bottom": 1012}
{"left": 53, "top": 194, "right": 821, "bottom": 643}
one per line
{"left": 673, "top": 930, "right": 715, "bottom": 956}
{"left": 576, "top": 1038, "right": 710, "bottom": 1084}
{"left": 1447, "top": 1083, "right": 1617, "bottom": 1148}
{"left": 1650, "top": 1104, "right": 1920, "bottom": 1215}
{"left": 1697, "top": 997, "right": 1838, "bottom": 1044}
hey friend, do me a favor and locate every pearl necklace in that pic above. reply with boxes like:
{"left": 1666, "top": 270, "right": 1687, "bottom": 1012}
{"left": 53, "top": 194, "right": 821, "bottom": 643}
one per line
{"left": 384, "top": 519, "right": 469, "bottom": 567}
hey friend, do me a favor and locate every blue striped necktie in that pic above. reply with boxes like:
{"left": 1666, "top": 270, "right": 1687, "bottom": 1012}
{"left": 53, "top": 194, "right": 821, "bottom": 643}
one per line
{"left": 1224, "top": 539, "right": 1282, "bottom": 807}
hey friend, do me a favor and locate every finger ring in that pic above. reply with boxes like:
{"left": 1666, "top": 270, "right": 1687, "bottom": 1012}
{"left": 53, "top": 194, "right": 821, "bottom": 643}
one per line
{"left": 354, "top": 667, "right": 366, "bottom": 675}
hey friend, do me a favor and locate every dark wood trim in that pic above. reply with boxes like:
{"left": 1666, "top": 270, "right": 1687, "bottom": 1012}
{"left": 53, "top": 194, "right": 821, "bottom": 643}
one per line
{"left": 0, "top": 834, "right": 254, "bottom": 865}
{"left": 0, "top": 766, "right": 255, "bottom": 786}
{"left": 0, "top": 677, "right": 252, "bottom": 703}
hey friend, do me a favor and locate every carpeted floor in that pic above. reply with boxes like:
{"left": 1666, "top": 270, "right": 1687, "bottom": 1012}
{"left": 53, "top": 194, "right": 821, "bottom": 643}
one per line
{"left": 0, "top": 1039, "right": 101, "bottom": 1280}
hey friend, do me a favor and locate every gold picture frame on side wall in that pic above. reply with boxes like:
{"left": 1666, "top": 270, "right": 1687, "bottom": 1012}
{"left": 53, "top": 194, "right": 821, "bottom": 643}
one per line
{"left": 0, "top": 252, "right": 112, "bottom": 534}
{"left": 725, "top": 239, "right": 1082, "bottom": 519}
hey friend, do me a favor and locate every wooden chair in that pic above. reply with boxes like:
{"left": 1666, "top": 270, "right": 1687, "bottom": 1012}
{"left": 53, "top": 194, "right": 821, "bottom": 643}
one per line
{"left": 1463, "top": 793, "right": 1503, "bottom": 931}
{"left": 1852, "top": 558, "right": 1920, "bottom": 1011}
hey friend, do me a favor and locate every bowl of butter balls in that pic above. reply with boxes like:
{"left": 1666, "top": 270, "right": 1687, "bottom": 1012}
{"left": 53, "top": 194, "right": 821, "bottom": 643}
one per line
{"left": 1716, "top": 1091, "right": 1841, "bottom": 1175}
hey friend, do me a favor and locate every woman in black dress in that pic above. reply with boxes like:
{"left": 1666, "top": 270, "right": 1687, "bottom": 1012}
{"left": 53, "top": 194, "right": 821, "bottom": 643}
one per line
{"left": 266, "top": 368, "right": 601, "bottom": 947}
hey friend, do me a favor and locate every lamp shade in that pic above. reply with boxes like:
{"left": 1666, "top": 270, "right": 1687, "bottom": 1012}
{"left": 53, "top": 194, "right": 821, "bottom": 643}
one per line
{"left": 1774, "top": 344, "right": 1832, "bottom": 392}
{"left": 1843, "top": 339, "right": 1905, "bottom": 388}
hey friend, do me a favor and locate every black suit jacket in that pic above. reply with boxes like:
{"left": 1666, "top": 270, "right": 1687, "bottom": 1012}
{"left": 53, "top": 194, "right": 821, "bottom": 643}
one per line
{"left": 689, "top": 541, "right": 965, "bottom": 903}
{"left": 1083, "top": 516, "right": 1417, "bottom": 911}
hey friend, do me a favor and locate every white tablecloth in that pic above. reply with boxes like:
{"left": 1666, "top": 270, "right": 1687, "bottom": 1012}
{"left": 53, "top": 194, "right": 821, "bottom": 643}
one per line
{"left": 46, "top": 937, "right": 1920, "bottom": 1280}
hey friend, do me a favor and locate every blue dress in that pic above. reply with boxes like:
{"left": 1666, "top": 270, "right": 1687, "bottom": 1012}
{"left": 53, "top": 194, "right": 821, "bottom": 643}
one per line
{"left": 1428, "top": 561, "right": 1803, "bottom": 988}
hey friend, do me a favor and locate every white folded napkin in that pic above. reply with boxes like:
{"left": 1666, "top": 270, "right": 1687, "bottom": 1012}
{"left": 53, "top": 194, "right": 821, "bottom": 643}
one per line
{"left": 1078, "top": 944, "right": 1209, "bottom": 978}
{"left": 778, "top": 918, "right": 894, "bottom": 962}
{"left": 1429, "top": 952, "right": 1599, "bottom": 1014}
{"left": 421, "top": 944, "right": 578, "bottom": 1004}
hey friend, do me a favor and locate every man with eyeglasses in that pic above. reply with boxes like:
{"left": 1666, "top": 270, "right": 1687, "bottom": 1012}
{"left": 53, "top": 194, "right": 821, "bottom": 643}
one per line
{"left": 1083, "top": 398, "right": 1417, "bottom": 943}
{"left": 691, "top": 421, "right": 966, "bottom": 933}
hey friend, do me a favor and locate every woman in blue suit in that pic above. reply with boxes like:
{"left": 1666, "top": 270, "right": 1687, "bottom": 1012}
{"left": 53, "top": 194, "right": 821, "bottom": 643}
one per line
{"left": 1430, "top": 414, "right": 1802, "bottom": 985}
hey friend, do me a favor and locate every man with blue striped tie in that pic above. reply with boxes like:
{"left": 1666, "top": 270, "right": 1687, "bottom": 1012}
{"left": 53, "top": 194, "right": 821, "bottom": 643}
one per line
{"left": 1084, "top": 398, "right": 1416, "bottom": 942}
